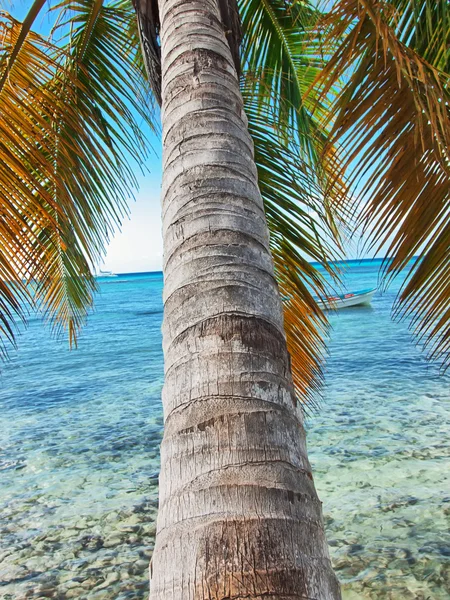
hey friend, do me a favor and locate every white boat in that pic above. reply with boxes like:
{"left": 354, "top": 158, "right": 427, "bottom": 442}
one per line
{"left": 97, "top": 269, "right": 118, "bottom": 278}
{"left": 317, "top": 288, "right": 376, "bottom": 310}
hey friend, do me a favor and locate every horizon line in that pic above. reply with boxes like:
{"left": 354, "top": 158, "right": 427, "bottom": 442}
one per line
{"left": 112, "top": 255, "right": 420, "bottom": 276}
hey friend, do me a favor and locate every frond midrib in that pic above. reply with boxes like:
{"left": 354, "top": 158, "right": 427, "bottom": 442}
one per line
{"left": 259, "top": 0, "right": 305, "bottom": 105}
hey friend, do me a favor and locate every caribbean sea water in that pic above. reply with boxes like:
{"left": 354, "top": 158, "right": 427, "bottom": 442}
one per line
{"left": 0, "top": 261, "right": 449, "bottom": 599}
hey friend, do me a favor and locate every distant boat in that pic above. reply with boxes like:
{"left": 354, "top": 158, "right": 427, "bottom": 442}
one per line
{"left": 97, "top": 269, "right": 118, "bottom": 278}
{"left": 317, "top": 288, "right": 377, "bottom": 310}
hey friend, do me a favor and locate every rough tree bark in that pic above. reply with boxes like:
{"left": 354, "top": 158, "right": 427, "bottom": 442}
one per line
{"left": 149, "top": 0, "right": 341, "bottom": 598}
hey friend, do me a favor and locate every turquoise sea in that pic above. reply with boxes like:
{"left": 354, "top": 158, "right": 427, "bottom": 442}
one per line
{"left": 0, "top": 260, "right": 449, "bottom": 599}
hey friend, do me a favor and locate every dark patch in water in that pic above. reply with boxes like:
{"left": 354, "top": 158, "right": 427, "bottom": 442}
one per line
{"left": 0, "top": 458, "right": 26, "bottom": 472}
{"left": 135, "top": 309, "right": 163, "bottom": 316}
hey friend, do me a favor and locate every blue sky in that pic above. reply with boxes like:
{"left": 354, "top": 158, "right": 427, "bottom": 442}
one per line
{"left": 101, "top": 154, "right": 164, "bottom": 274}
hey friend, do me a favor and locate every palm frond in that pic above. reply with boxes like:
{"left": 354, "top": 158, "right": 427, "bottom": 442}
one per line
{"left": 315, "top": 0, "right": 450, "bottom": 368}
{"left": 391, "top": 0, "right": 449, "bottom": 70}
{"left": 240, "top": 0, "right": 326, "bottom": 143}
{"left": 240, "top": 0, "right": 348, "bottom": 404}
{"left": 0, "top": 0, "right": 155, "bottom": 351}
{"left": 0, "top": 11, "right": 68, "bottom": 357}
{"left": 0, "top": 0, "right": 48, "bottom": 91}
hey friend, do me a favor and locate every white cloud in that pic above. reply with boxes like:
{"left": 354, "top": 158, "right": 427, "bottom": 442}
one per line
{"left": 100, "top": 177, "right": 163, "bottom": 274}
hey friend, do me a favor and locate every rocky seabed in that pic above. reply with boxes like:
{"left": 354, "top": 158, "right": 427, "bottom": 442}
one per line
{"left": 1, "top": 490, "right": 449, "bottom": 599}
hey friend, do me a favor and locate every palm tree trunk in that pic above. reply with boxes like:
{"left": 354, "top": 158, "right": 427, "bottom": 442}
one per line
{"left": 149, "top": 0, "right": 341, "bottom": 598}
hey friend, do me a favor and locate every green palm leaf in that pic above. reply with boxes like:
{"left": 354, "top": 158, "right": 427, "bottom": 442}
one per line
{"left": 239, "top": 0, "right": 348, "bottom": 403}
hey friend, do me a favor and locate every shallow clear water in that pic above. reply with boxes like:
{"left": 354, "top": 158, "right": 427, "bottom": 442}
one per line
{"left": 0, "top": 262, "right": 449, "bottom": 599}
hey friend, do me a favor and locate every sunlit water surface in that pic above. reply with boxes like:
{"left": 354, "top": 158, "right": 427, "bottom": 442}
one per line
{"left": 0, "top": 261, "right": 449, "bottom": 599}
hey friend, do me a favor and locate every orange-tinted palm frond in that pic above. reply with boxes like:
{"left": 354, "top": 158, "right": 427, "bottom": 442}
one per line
{"left": 273, "top": 247, "right": 330, "bottom": 411}
{"left": 0, "top": 2, "right": 155, "bottom": 353}
{"left": 0, "top": 13, "right": 69, "bottom": 356}
{"left": 315, "top": 0, "right": 450, "bottom": 367}
{"left": 391, "top": 0, "right": 450, "bottom": 71}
